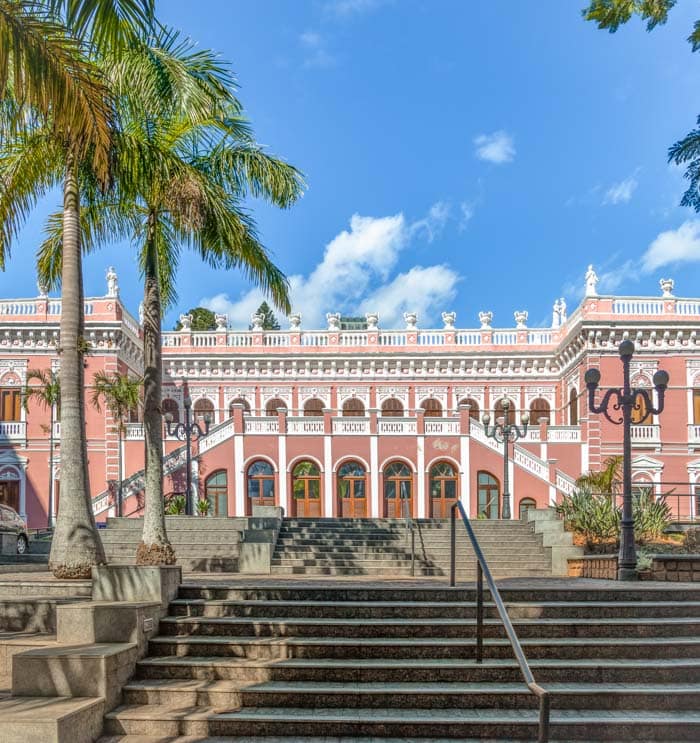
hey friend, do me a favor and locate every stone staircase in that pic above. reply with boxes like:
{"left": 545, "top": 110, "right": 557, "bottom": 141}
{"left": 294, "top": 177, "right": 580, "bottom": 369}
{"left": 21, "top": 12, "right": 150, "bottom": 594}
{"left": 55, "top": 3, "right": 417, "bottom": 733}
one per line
{"left": 271, "top": 517, "right": 554, "bottom": 578}
{"left": 103, "top": 581, "right": 700, "bottom": 740}
{"left": 100, "top": 516, "right": 279, "bottom": 572}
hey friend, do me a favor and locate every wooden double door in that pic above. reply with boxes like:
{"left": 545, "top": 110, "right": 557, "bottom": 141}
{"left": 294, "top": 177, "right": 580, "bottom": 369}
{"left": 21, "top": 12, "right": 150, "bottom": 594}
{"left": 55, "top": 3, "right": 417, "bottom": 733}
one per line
{"left": 292, "top": 462, "right": 322, "bottom": 517}
{"left": 383, "top": 462, "right": 413, "bottom": 518}
{"left": 337, "top": 461, "right": 368, "bottom": 517}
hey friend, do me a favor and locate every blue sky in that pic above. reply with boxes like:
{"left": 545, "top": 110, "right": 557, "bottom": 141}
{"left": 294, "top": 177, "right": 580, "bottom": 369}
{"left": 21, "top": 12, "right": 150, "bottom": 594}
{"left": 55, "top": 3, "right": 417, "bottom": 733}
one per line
{"left": 2, "top": 0, "right": 700, "bottom": 329}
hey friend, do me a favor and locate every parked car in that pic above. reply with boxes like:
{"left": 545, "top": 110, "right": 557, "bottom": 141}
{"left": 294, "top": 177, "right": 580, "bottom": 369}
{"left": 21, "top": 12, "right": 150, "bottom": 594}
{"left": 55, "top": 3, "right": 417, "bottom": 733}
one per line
{"left": 0, "top": 505, "right": 29, "bottom": 554}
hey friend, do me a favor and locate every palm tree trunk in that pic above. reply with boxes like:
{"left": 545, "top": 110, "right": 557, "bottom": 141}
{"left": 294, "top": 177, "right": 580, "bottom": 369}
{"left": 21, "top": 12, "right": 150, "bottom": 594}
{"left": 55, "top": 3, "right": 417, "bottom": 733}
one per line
{"left": 136, "top": 213, "right": 174, "bottom": 565}
{"left": 49, "top": 151, "right": 105, "bottom": 578}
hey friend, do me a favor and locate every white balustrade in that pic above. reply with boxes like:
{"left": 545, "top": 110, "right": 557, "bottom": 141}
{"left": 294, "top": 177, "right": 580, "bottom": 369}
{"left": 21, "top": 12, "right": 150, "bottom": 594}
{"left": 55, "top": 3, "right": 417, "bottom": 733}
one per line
{"left": 0, "top": 301, "right": 36, "bottom": 315}
{"left": 332, "top": 417, "right": 370, "bottom": 435}
{"left": 300, "top": 332, "right": 329, "bottom": 347}
{"left": 339, "top": 332, "right": 368, "bottom": 346}
{"left": 0, "top": 421, "right": 26, "bottom": 440}
{"left": 522, "top": 429, "right": 541, "bottom": 443}
{"left": 556, "top": 470, "right": 577, "bottom": 495}
{"left": 424, "top": 418, "right": 461, "bottom": 435}
{"left": 48, "top": 301, "right": 62, "bottom": 315}
{"left": 612, "top": 299, "right": 664, "bottom": 315}
{"left": 162, "top": 334, "right": 182, "bottom": 347}
{"left": 377, "top": 418, "right": 417, "bottom": 435}
{"left": 227, "top": 333, "right": 254, "bottom": 347}
{"left": 513, "top": 445, "right": 550, "bottom": 481}
{"left": 287, "top": 417, "right": 326, "bottom": 435}
{"left": 199, "top": 419, "right": 235, "bottom": 453}
{"left": 469, "top": 419, "right": 501, "bottom": 453}
{"left": 379, "top": 332, "right": 408, "bottom": 346}
{"left": 121, "top": 310, "right": 140, "bottom": 336}
{"left": 548, "top": 426, "right": 581, "bottom": 443}
{"left": 263, "top": 333, "right": 291, "bottom": 347}
{"left": 245, "top": 417, "right": 279, "bottom": 434}
{"left": 527, "top": 330, "right": 554, "bottom": 344}
{"left": 676, "top": 301, "right": 700, "bottom": 316}
{"left": 124, "top": 423, "right": 144, "bottom": 440}
{"left": 455, "top": 331, "right": 481, "bottom": 345}
{"left": 688, "top": 424, "right": 700, "bottom": 444}
{"left": 630, "top": 424, "right": 660, "bottom": 444}
{"left": 492, "top": 331, "right": 518, "bottom": 344}
{"left": 193, "top": 333, "right": 218, "bottom": 347}
{"left": 417, "top": 332, "right": 446, "bottom": 345}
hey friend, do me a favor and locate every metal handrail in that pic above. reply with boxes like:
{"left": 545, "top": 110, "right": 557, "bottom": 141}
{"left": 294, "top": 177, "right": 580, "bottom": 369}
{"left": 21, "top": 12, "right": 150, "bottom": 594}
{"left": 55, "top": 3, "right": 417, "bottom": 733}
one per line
{"left": 450, "top": 500, "right": 550, "bottom": 742}
{"left": 401, "top": 497, "right": 415, "bottom": 576}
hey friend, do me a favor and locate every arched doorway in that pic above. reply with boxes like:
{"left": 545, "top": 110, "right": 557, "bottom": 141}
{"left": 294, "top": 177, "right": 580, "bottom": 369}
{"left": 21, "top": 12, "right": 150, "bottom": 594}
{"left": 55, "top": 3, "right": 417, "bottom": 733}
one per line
{"left": 0, "top": 466, "right": 20, "bottom": 512}
{"left": 205, "top": 470, "right": 228, "bottom": 516}
{"left": 303, "top": 398, "right": 324, "bottom": 417}
{"left": 246, "top": 460, "right": 275, "bottom": 514}
{"left": 381, "top": 398, "right": 404, "bottom": 417}
{"left": 429, "top": 461, "right": 459, "bottom": 518}
{"left": 529, "top": 398, "right": 551, "bottom": 424}
{"left": 292, "top": 461, "right": 322, "bottom": 517}
{"left": 477, "top": 471, "right": 500, "bottom": 519}
{"left": 265, "top": 398, "right": 286, "bottom": 416}
{"left": 518, "top": 497, "right": 537, "bottom": 521}
{"left": 458, "top": 398, "right": 480, "bottom": 420}
{"left": 383, "top": 461, "right": 413, "bottom": 518}
{"left": 420, "top": 398, "right": 442, "bottom": 417}
{"left": 228, "top": 398, "right": 251, "bottom": 417}
{"left": 193, "top": 398, "right": 215, "bottom": 425}
{"left": 342, "top": 398, "right": 365, "bottom": 417}
{"left": 337, "top": 460, "right": 367, "bottom": 517}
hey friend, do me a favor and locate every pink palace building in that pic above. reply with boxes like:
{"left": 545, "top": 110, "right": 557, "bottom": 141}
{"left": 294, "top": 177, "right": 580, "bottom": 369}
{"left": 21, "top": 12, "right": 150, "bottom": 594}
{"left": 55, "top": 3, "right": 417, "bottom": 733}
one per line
{"left": 1, "top": 265, "right": 700, "bottom": 528}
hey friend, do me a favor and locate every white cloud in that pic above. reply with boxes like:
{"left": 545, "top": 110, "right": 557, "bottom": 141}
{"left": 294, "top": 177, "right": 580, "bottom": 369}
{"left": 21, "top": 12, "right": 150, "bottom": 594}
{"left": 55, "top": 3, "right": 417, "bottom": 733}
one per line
{"left": 603, "top": 175, "right": 638, "bottom": 205}
{"left": 642, "top": 219, "right": 700, "bottom": 272}
{"left": 459, "top": 201, "right": 475, "bottom": 230}
{"left": 201, "top": 206, "right": 461, "bottom": 329}
{"left": 473, "top": 131, "right": 515, "bottom": 164}
{"left": 324, "top": 0, "right": 388, "bottom": 18}
{"left": 300, "top": 30, "right": 335, "bottom": 68}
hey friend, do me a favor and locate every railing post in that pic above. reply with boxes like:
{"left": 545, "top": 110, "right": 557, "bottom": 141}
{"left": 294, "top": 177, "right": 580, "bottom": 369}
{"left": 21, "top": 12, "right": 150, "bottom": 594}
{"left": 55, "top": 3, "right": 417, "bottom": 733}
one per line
{"left": 450, "top": 504, "right": 456, "bottom": 587}
{"left": 411, "top": 528, "right": 415, "bottom": 577}
{"left": 476, "top": 561, "right": 484, "bottom": 664}
{"left": 538, "top": 692, "right": 551, "bottom": 743}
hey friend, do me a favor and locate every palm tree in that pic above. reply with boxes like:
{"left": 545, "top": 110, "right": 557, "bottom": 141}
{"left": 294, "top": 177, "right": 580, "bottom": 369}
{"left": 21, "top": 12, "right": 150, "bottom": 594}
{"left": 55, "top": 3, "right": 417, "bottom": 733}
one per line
{"left": 22, "top": 368, "right": 60, "bottom": 528}
{"left": 0, "top": 0, "right": 155, "bottom": 578}
{"left": 36, "top": 30, "right": 305, "bottom": 565}
{"left": 90, "top": 371, "right": 141, "bottom": 518}
{"left": 576, "top": 455, "right": 623, "bottom": 497}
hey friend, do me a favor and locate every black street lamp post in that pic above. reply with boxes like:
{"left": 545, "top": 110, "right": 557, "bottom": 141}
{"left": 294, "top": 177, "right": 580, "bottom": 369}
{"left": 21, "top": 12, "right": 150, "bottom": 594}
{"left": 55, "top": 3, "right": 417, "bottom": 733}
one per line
{"left": 164, "top": 396, "right": 211, "bottom": 515}
{"left": 584, "top": 340, "right": 669, "bottom": 581}
{"left": 482, "top": 399, "right": 530, "bottom": 519}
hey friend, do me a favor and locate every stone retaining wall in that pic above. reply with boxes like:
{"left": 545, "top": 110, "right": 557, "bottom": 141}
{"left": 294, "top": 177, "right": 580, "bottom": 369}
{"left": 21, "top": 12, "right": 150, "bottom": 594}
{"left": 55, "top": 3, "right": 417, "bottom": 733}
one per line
{"left": 567, "top": 555, "right": 618, "bottom": 579}
{"left": 651, "top": 555, "right": 700, "bottom": 582}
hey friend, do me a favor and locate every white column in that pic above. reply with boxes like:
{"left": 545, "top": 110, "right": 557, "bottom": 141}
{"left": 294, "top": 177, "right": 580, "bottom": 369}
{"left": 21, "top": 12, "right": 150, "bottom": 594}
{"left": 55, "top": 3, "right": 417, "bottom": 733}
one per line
{"left": 191, "top": 459, "right": 200, "bottom": 506}
{"left": 460, "top": 435, "right": 470, "bottom": 512}
{"left": 508, "top": 459, "right": 515, "bottom": 520}
{"left": 548, "top": 483, "right": 557, "bottom": 506}
{"left": 580, "top": 442, "right": 589, "bottom": 477}
{"left": 370, "top": 434, "right": 379, "bottom": 517}
{"left": 278, "top": 434, "right": 288, "bottom": 514}
{"left": 19, "top": 468, "right": 26, "bottom": 520}
{"left": 416, "top": 436, "right": 425, "bottom": 518}
{"left": 323, "top": 435, "right": 333, "bottom": 517}
{"left": 234, "top": 434, "right": 244, "bottom": 515}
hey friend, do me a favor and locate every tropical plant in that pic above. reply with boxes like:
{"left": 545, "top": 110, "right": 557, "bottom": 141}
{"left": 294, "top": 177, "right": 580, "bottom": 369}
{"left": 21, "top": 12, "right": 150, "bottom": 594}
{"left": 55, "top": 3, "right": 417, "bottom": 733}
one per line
{"left": 556, "top": 488, "right": 621, "bottom": 548}
{"left": 0, "top": 0, "right": 155, "bottom": 578}
{"left": 174, "top": 306, "right": 216, "bottom": 331}
{"left": 633, "top": 488, "right": 672, "bottom": 542}
{"left": 165, "top": 494, "right": 186, "bottom": 516}
{"left": 196, "top": 498, "right": 210, "bottom": 516}
{"left": 90, "top": 370, "right": 141, "bottom": 517}
{"left": 36, "top": 29, "right": 305, "bottom": 566}
{"left": 250, "top": 300, "right": 280, "bottom": 330}
{"left": 22, "top": 368, "right": 60, "bottom": 528}
{"left": 575, "top": 456, "right": 622, "bottom": 496}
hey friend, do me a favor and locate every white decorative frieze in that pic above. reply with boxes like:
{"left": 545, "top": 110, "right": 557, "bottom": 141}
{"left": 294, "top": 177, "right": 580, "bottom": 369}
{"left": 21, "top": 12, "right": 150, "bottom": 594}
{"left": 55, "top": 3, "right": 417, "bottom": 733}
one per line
{"left": 0, "top": 360, "right": 27, "bottom": 385}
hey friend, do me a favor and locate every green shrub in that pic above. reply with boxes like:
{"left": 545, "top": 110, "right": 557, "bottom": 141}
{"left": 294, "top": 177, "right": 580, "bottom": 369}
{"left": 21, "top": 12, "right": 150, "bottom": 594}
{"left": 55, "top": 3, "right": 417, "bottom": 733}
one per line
{"left": 196, "top": 498, "right": 211, "bottom": 516}
{"left": 555, "top": 489, "right": 620, "bottom": 547}
{"left": 633, "top": 489, "right": 672, "bottom": 541}
{"left": 165, "top": 494, "right": 186, "bottom": 515}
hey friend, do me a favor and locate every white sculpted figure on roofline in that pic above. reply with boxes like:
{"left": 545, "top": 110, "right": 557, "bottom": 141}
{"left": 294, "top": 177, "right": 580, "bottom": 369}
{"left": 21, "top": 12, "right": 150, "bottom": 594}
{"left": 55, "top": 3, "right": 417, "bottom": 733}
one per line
{"left": 106, "top": 266, "right": 119, "bottom": 297}
{"left": 441, "top": 311, "right": 456, "bottom": 330}
{"left": 326, "top": 313, "right": 341, "bottom": 331}
{"left": 585, "top": 264, "right": 599, "bottom": 297}
{"left": 215, "top": 313, "right": 228, "bottom": 331}
{"left": 365, "top": 312, "right": 379, "bottom": 330}
{"left": 178, "top": 313, "right": 192, "bottom": 331}
{"left": 514, "top": 310, "right": 528, "bottom": 329}
{"left": 37, "top": 279, "right": 48, "bottom": 299}
{"left": 288, "top": 313, "right": 302, "bottom": 329}
{"left": 478, "top": 311, "right": 493, "bottom": 329}
{"left": 403, "top": 312, "right": 418, "bottom": 330}
{"left": 660, "top": 278, "right": 675, "bottom": 298}
{"left": 551, "top": 297, "right": 567, "bottom": 328}
{"left": 250, "top": 312, "right": 264, "bottom": 331}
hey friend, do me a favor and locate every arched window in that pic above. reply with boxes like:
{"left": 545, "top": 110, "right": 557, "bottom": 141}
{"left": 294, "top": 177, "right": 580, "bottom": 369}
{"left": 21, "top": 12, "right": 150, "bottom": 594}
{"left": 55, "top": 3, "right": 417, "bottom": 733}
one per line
{"left": 162, "top": 398, "right": 179, "bottom": 424}
{"left": 337, "top": 460, "right": 367, "bottom": 517}
{"left": 292, "top": 460, "right": 321, "bottom": 517}
{"left": 569, "top": 388, "right": 579, "bottom": 426}
{"left": 420, "top": 398, "right": 442, "bottom": 418}
{"left": 429, "top": 461, "right": 458, "bottom": 518}
{"left": 494, "top": 398, "right": 515, "bottom": 425}
{"left": 458, "top": 398, "right": 480, "bottom": 420}
{"left": 477, "top": 471, "right": 500, "bottom": 520}
{"left": 246, "top": 460, "right": 275, "bottom": 513}
{"left": 228, "top": 398, "right": 251, "bottom": 417}
{"left": 529, "top": 398, "right": 551, "bottom": 424}
{"left": 205, "top": 470, "right": 228, "bottom": 516}
{"left": 265, "top": 397, "right": 286, "bottom": 416}
{"left": 631, "top": 392, "right": 652, "bottom": 425}
{"left": 381, "top": 398, "right": 404, "bottom": 417}
{"left": 193, "top": 398, "right": 214, "bottom": 424}
{"left": 303, "top": 398, "right": 324, "bottom": 417}
{"left": 383, "top": 461, "right": 413, "bottom": 517}
{"left": 518, "top": 497, "right": 537, "bottom": 521}
{"left": 342, "top": 398, "right": 365, "bottom": 417}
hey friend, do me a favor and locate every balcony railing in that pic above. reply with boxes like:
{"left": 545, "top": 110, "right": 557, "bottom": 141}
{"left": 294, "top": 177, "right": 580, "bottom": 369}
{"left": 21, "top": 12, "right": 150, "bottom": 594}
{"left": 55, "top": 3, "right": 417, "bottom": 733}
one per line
{"left": 245, "top": 417, "right": 280, "bottom": 434}
{"left": 688, "top": 424, "right": 700, "bottom": 444}
{"left": 0, "top": 421, "right": 26, "bottom": 441}
{"left": 631, "top": 424, "right": 661, "bottom": 445}
{"left": 547, "top": 426, "right": 581, "bottom": 443}
{"left": 332, "top": 417, "right": 370, "bottom": 435}
{"left": 424, "top": 418, "right": 461, "bottom": 435}
{"left": 287, "top": 417, "right": 325, "bottom": 435}
{"left": 377, "top": 418, "right": 417, "bottom": 435}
